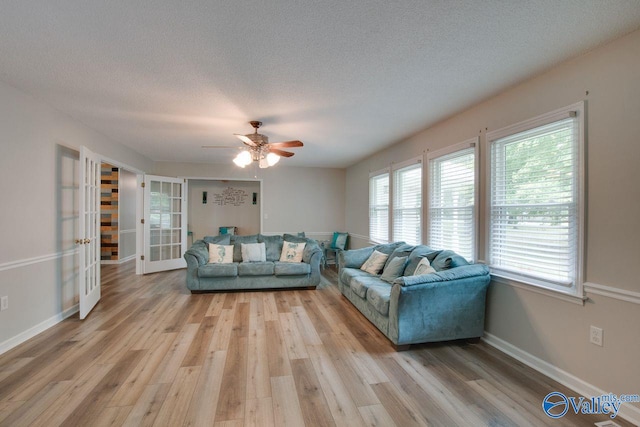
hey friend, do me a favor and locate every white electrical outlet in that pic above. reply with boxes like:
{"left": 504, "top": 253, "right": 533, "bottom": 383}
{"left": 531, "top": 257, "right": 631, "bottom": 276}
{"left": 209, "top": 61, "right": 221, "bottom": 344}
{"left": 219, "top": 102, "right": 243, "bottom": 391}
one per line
{"left": 590, "top": 325, "right": 603, "bottom": 346}
{"left": 0, "top": 296, "right": 8, "bottom": 311}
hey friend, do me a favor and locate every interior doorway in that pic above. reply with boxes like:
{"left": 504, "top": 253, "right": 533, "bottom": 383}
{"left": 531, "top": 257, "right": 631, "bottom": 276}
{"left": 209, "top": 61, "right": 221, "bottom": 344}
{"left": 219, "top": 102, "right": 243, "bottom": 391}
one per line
{"left": 99, "top": 162, "right": 138, "bottom": 264}
{"left": 188, "top": 179, "right": 262, "bottom": 240}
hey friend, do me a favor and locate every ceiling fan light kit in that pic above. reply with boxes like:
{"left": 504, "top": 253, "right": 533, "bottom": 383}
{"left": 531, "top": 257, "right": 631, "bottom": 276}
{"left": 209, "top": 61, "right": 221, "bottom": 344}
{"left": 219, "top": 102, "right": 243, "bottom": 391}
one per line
{"left": 216, "top": 120, "right": 302, "bottom": 169}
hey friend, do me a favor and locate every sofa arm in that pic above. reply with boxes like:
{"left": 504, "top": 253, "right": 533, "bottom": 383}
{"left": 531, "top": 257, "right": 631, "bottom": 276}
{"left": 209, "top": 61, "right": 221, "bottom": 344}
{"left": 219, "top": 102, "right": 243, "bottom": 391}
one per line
{"left": 388, "top": 270, "right": 491, "bottom": 344}
{"left": 184, "top": 252, "right": 201, "bottom": 290}
{"left": 394, "top": 264, "right": 490, "bottom": 287}
{"left": 339, "top": 246, "right": 375, "bottom": 269}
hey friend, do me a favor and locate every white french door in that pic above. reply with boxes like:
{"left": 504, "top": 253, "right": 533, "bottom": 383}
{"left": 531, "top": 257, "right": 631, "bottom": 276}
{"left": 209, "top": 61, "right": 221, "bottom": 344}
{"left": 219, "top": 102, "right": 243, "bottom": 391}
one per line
{"left": 143, "top": 175, "right": 187, "bottom": 273}
{"left": 78, "top": 146, "right": 101, "bottom": 319}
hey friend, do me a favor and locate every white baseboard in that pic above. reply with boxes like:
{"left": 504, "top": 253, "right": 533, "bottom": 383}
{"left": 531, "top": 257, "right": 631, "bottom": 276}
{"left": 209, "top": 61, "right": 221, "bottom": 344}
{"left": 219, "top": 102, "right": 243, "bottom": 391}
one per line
{"left": 0, "top": 304, "right": 79, "bottom": 355}
{"left": 482, "top": 332, "right": 640, "bottom": 425}
{"left": 101, "top": 254, "right": 136, "bottom": 265}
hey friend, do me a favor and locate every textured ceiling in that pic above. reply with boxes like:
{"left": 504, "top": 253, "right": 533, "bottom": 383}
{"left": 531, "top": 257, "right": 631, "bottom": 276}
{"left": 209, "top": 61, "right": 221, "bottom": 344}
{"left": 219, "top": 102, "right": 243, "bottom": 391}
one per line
{"left": 1, "top": 1, "right": 639, "bottom": 168}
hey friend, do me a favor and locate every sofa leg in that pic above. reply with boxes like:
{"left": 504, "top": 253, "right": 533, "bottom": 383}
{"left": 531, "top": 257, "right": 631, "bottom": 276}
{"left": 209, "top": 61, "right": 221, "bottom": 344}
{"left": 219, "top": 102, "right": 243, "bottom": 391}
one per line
{"left": 466, "top": 337, "right": 481, "bottom": 344}
{"left": 394, "top": 344, "right": 411, "bottom": 352}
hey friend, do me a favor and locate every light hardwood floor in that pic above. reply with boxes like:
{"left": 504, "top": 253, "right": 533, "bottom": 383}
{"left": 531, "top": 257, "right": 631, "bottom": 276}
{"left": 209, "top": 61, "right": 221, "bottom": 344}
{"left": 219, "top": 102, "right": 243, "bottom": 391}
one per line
{"left": 0, "top": 262, "right": 632, "bottom": 426}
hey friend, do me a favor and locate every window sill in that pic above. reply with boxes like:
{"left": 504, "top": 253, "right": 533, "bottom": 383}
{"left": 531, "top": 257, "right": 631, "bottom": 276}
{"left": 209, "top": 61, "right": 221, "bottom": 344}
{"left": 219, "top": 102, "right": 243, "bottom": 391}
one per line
{"left": 490, "top": 273, "right": 586, "bottom": 305}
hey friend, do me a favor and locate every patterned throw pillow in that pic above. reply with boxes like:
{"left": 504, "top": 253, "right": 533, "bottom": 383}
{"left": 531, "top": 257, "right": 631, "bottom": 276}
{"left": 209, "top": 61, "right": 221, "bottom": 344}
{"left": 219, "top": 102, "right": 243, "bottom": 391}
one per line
{"left": 413, "top": 257, "right": 436, "bottom": 275}
{"left": 241, "top": 242, "right": 267, "bottom": 262}
{"left": 360, "top": 250, "right": 389, "bottom": 275}
{"left": 208, "top": 243, "right": 234, "bottom": 264}
{"left": 280, "top": 241, "right": 306, "bottom": 263}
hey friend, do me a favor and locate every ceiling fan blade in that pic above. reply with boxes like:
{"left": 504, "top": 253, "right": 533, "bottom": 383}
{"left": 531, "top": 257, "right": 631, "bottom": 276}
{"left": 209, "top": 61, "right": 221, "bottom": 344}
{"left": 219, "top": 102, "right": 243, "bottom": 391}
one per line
{"left": 269, "top": 140, "right": 303, "bottom": 148}
{"left": 234, "top": 134, "right": 256, "bottom": 146}
{"left": 270, "top": 148, "right": 295, "bottom": 158}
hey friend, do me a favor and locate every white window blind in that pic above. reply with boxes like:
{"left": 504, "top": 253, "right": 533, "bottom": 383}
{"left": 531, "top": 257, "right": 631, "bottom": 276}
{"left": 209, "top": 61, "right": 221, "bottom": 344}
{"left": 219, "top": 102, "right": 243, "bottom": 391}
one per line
{"left": 393, "top": 163, "right": 422, "bottom": 245}
{"left": 489, "top": 113, "right": 581, "bottom": 289}
{"left": 369, "top": 172, "right": 389, "bottom": 243}
{"left": 429, "top": 146, "right": 475, "bottom": 261}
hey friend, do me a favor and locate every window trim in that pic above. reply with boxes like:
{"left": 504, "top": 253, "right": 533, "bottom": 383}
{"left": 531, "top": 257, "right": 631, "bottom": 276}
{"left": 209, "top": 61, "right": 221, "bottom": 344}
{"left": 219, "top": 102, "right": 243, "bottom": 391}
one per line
{"left": 392, "top": 155, "right": 423, "bottom": 245}
{"left": 485, "top": 101, "right": 585, "bottom": 299}
{"left": 368, "top": 167, "right": 390, "bottom": 244}
{"left": 427, "top": 137, "right": 479, "bottom": 262}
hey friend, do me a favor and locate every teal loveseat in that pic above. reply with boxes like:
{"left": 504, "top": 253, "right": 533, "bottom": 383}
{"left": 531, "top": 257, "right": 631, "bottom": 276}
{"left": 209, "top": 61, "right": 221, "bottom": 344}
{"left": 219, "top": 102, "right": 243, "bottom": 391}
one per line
{"left": 338, "top": 242, "right": 490, "bottom": 349}
{"left": 184, "top": 233, "right": 323, "bottom": 292}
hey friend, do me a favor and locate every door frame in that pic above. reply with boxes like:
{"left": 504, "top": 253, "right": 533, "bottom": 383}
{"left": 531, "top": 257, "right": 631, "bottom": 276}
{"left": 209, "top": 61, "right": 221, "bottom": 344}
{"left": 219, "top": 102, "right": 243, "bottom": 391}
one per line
{"left": 98, "top": 155, "right": 145, "bottom": 275}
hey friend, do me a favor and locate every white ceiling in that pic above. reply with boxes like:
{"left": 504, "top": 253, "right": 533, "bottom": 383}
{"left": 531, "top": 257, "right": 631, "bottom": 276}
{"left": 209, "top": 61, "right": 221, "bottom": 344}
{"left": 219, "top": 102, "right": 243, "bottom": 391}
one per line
{"left": 1, "top": 1, "right": 639, "bottom": 168}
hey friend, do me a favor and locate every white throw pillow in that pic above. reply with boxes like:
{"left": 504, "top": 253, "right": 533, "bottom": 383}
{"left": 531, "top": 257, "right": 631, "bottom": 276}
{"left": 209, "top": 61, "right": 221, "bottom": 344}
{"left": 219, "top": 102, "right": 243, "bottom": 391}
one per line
{"left": 413, "top": 257, "right": 436, "bottom": 275}
{"left": 280, "top": 241, "right": 306, "bottom": 263}
{"left": 208, "top": 243, "right": 234, "bottom": 264}
{"left": 241, "top": 242, "right": 267, "bottom": 262}
{"left": 360, "top": 250, "right": 389, "bottom": 275}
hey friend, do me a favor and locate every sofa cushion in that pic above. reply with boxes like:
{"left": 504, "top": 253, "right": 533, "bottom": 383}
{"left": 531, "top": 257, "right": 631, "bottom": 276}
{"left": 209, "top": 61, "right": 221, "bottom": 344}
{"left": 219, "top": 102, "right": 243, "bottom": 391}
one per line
{"left": 380, "top": 256, "right": 408, "bottom": 284}
{"left": 238, "top": 262, "right": 275, "bottom": 276}
{"left": 360, "top": 250, "right": 388, "bottom": 274}
{"left": 374, "top": 241, "right": 406, "bottom": 255}
{"left": 431, "top": 250, "right": 469, "bottom": 271}
{"left": 367, "top": 284, "right": 392, "bottom": 316}
{"left": 203, "top": 235, "right": 232, "bottom": 245}
{"left": 274, "top": 262, "right": 311, "bottom": 276}
{"left": 241, "top": 242, "right": 267, "bottom": 262}
{"left": 340, "top": 268, "right": 372, "bottom": 287}
{"left": 414, "top": 257, "right": 436, "bottom": 275}
{"left": 383, "top": 244, "right": 415, "bottom": 271}
{"left": 404, "top": 245, "right": 441, "bottom": 276}
{"left": 351, "top": 276, "right": 382, "bottom": 299}
{"left": 198, "top": 263, "right": 238, "bottom": 277}
{"left": 230, "top": 235, "right": 259, "bottom": 262}
{"left": 283, "top": 233, "right": 308, "bottom": 243}
{"left": 258, "top": 234, "right": 284, "bottom": 261}
{"left": 208, "top": 244, "right": 234, "bottom": 264}
{"left": 280, "top": 241, "right": 306, "bottom": 262}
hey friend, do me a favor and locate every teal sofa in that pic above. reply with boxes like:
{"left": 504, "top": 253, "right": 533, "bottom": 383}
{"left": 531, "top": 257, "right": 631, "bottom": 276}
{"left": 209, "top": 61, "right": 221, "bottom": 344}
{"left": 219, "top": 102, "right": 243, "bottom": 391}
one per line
{"left": 184, "top": 233, "right": 323, "bottom": 292}
{"left": 338, "top": 242, "right": 490, "bottom": 348}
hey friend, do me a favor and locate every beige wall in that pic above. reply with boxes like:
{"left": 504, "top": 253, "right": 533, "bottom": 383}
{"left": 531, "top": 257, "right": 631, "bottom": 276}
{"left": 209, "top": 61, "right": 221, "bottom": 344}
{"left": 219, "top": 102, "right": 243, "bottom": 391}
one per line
{"left": 154, "top": 162, "right": 346, "bottom": 241}
{"left": 345, "top": 29, "right": 640, "bottom": 415}
{"left": 188, "top": 179, "right": 261, "bottom": 239}
{"left": 0, "top": 79, "right": 153, "bottom": 350}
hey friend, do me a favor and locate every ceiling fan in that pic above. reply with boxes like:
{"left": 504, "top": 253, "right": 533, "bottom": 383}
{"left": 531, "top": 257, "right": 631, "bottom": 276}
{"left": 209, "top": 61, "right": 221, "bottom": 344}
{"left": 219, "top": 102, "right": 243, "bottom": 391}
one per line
{"left": 203, "top": 121, "right": 303, "bottom": 168}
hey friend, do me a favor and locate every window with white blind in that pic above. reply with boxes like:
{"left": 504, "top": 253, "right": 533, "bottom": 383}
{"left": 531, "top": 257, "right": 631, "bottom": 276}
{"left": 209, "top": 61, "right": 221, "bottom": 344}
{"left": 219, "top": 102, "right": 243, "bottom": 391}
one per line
{"left": 369, "top": 171, "right": 389, "bottom": 243}
{"left": 393, "top": 160, "right": 422, "bottom": 245}
{"left": 428, "top": 139, "right": 477, "bottom": 261}
{"left": 487, "top": 102, "right": 584, "bottom": 294}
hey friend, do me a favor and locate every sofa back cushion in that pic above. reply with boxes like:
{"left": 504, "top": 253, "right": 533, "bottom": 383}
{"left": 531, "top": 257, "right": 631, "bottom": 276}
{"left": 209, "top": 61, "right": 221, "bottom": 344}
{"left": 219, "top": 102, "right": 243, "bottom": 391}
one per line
{"left": 258, "top": 234, "right": 284, "bottom": 261}
{"left": 382, "top": 244, "right": 415, "bottom": 271}
{"left": 186, "top": 240, "right": 210, "bottom": 265}
{"left": 431, "top": 250, "right": 469, "bottom": 271}
{"left": 203, "top": 235, "right": 232, "bottom": 245}
{"left": 404, "top": 245, "right": 441, "bottom": 276}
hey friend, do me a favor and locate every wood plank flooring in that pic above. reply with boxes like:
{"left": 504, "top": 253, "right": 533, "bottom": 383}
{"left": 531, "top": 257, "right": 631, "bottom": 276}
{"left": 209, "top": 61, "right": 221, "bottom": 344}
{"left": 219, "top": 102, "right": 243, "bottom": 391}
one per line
{"left": 0, "top": 262, "right": 633, "bottom": 426}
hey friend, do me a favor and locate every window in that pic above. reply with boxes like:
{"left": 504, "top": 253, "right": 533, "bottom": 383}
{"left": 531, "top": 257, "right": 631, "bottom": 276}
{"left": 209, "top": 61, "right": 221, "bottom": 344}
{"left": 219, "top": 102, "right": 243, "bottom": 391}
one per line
{"left": 369, "top": 171, "right": 389, "bottom": 243}
{"left": 428, "top": 139, "right": 477, "bottom": 261}
{"left": 487, "top": 103, "right": 584, "bottom": 294}
{"left": 393, "top": 160, "right": 422, "bottom": 245}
